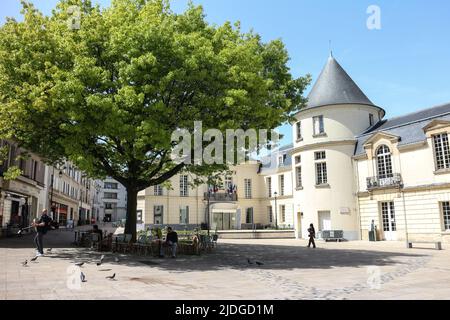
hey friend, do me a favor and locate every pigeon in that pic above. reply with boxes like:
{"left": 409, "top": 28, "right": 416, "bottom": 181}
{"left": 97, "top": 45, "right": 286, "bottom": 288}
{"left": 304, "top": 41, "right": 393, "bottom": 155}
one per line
{"left": 97, "top": 255, "right": 105, "bottom": 266}
{"left": 106, "top": 273, "right": 116, "bottom": 280}
{"left": 30, "top": 256, "right": 38, "bottom": 262}
{"left": 22, "top": 260, "right": 28, "bottom": 267}
{"left": 80, "top": 272, "right": 87, "bottom": 283}
{"left": 255, "top": 261, "right": 264, "bottom": 266}
{"left": 247, "top": 259, "right": 254, "bottom": 265}
{"left": 75, "top": 262, "right": 85, "bottom": 267}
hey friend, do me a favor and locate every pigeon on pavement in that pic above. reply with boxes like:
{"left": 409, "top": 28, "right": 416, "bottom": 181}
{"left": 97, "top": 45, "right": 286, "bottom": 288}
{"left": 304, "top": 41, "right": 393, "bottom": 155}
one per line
{"left": 247, "top": 258, "right": 253, "bottom": 265}
{"left": 30, "top": 256, "right": 38, "bottom": 262}
{"left": 80, "top": 272, "right": 87, "bottom": 283}
{"left": 75, "top": 262, "right": 85, "bottom": 267}
{"left": 22, "top": 260, "right": 28, "bottom": 267}
{"left": 255, "top": 261, "right": 264, "bottom": 266}
{"left": 106, "top": 273, "right": 116, "bottom": 280}
{"left": 97, "top": 255, "right": 105, "bottom": 266}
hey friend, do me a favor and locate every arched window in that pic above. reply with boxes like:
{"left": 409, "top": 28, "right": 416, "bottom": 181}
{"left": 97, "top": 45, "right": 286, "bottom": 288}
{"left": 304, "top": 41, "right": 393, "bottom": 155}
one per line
{"left": 376, "top": 145, "right": 393, "bottom": 179}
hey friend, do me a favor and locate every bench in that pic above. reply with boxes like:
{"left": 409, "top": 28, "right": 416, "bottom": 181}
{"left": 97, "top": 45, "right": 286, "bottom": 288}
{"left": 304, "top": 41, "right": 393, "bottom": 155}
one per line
{"left": 407, "top": 241, "right": 442, "bottom": 250}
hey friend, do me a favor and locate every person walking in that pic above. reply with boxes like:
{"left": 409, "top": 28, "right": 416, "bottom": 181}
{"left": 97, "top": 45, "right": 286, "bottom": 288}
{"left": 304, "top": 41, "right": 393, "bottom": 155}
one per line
{"left": 307, "top": 223, "right": 316, "bottom": 248}
{"left": 32, "top": 209, "right": 53, "bottom": 256}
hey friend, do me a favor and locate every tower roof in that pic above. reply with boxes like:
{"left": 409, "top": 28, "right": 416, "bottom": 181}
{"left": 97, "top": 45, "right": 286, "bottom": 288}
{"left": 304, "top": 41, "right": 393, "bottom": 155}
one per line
{"left": 306, "top": 55, "right": 378, "bottom": 110}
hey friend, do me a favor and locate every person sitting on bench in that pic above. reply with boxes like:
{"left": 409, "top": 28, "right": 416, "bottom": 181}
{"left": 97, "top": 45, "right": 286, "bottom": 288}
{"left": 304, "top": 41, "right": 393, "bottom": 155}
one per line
{"left": 160, "top": 227, "right": 178, "bottom": 258}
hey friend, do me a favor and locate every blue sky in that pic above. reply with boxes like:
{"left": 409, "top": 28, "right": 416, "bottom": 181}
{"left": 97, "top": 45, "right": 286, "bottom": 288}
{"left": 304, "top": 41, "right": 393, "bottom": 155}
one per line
{"left": 2, "top": 0, "right": 450, "bottom": 145}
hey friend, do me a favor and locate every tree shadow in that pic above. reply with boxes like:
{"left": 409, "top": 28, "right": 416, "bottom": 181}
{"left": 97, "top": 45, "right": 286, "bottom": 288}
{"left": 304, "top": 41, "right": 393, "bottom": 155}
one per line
{"left": 0, "top": 229, "right": 430, "bottom": 272}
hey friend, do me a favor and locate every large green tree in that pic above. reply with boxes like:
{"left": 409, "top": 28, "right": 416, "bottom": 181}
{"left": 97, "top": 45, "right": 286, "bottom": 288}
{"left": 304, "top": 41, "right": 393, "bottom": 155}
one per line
{"left": 0, "top": 0, "right": 310, "bottom": 240}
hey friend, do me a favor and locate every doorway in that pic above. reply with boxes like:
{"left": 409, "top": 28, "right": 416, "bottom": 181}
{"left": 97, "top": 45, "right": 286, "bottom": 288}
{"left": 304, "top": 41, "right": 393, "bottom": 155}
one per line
{"left": 381, "top": 202, "right": 397, "bottom": 241}
{"left": 212, "top": 212, "right": 236, "bottom": 230}
{"left": 318, "top": 211, "right": 331, "bottom": 231}
{"left": 297, "top": 212, "right": 302, "bottom": 238}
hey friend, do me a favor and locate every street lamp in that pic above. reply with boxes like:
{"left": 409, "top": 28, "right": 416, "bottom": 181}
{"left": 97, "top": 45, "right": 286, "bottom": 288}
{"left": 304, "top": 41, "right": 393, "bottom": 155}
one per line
{"left": 274, "top": 192, "right": 278, "bottom": 230}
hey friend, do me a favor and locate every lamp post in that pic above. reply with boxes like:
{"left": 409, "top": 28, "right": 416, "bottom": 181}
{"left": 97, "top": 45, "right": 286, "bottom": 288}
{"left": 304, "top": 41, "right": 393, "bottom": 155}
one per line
{"left": 274, "top": 192, "right": 278, "bottom": 230}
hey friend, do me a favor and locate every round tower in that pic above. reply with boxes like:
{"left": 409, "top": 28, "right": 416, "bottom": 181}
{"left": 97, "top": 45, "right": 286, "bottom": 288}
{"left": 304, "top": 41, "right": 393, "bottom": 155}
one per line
{"left": 292, "top": 55, "right": 385, "bottom": 240}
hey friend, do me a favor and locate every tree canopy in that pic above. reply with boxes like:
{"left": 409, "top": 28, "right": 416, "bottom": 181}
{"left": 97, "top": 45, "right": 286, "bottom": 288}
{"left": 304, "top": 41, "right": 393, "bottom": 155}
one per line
{"left": 0, "top": 0, "right": 310, "bottom": 240}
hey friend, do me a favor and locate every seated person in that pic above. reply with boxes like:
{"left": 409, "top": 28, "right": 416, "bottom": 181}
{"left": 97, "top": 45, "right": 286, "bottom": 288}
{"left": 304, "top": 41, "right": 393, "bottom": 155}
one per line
{"left": 160, "top": 227, "right": 178, "bottom": 258}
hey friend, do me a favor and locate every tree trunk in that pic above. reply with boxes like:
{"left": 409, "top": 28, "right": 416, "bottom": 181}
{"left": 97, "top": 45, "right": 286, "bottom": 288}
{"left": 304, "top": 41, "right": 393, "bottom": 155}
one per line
{"left": 124, "top": 186, "right": 138, "bottom": 243}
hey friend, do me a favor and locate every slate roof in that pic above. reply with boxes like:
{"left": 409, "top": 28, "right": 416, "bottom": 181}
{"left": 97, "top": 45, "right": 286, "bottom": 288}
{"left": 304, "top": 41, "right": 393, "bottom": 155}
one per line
{"left": 354, "top": 103, "right": 450, "bottom": 156}
{"left": 306, "top": 55, "right": 379, "bottom": 110}
{"left": 260, "top": 143, "right": 294, "bottom": 173}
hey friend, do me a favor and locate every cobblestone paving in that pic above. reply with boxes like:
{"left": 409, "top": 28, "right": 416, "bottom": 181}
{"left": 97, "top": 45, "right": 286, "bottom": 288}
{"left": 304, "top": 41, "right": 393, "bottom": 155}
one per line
{"left": 0, "top": 229, "right": 448, "bottom": 300}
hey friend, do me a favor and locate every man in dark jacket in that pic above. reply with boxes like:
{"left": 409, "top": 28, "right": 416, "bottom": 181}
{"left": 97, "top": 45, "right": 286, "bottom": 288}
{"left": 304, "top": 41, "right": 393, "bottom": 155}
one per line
{"left": 307, "top": 223, "right": 316, "bottom": 248}
{"left": 32, "top": 209, "right": 53, "bottom": 256}
{"left": 160, "top": 227, "right": 178, "bottom": 258}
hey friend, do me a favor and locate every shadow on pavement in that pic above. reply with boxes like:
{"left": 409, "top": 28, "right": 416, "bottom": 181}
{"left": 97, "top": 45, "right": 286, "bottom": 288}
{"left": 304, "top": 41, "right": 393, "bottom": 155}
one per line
{"left": 0, "top": 228, "right": 429, "bottom": 272}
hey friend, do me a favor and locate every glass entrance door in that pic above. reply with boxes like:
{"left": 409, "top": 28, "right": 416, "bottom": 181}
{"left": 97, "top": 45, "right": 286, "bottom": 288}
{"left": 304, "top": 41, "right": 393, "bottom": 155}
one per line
{"left": 381, "top": 202, "right": 397, "bottom": 241}
{"left": 212, "top": 212, "right": 236, "bottom": 230}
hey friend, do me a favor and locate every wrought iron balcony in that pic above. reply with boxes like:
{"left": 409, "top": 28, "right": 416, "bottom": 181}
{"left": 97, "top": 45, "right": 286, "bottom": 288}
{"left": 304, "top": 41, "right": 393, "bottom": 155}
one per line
{"left": 204, "top": 192, "right": 238, "bottom": 202}
{"left": 367, "top": 174, "right": 403, "bottom": 190}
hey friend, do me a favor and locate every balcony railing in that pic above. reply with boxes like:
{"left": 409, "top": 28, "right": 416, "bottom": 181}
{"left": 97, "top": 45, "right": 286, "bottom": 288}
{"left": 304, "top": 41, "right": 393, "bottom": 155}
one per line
{"left": 367, "top": 174, "right": 403, "bottom": 190}
{"left": 204, "top": 192, "right": 238, "bottom": 202}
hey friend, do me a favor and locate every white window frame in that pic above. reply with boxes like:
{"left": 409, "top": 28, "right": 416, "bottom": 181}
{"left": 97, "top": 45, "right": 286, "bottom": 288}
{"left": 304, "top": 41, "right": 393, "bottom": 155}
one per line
{"left": 442, "top": 202, "right": 450, "bottom": 231}
{"left": 433, "top": 133, "right": 450, "bottom": 171}
{"left": 279, "top": 174, "right": 285, "bottom": 196}
{"left": 296, "top": 166, "right": 302, "bottom": 189}
{"left": 315, "top": 162, "right": 328, "bottom": 185}
{"left": 180, "top": 175, "right": 188, "bottom": 197}
{"left": 179, "top": 206, "right": 189, "bottom": 224}
{"left": 376, "top": 145, "right": 393, "bottom": 179}
{"left": 154, "top": 185, "right": 163, "bottom": 196}
{"left": 296, "top": 121, "right": 302, "bottom": 140}
{"left": 244, "top": 179, "right": 252, "bottom": 199}
{"left": 313, "top": 115, "right": 325, "bottom": 136}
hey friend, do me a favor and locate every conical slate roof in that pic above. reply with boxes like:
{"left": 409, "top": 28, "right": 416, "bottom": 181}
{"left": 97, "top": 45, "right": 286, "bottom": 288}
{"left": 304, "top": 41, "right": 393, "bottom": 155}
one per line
{"left": 306, "top": 55, "right": 377, "bottom": 109}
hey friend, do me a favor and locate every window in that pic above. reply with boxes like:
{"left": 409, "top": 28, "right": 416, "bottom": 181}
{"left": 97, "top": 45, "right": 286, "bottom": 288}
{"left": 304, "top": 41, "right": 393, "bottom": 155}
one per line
{"left": 104, "top": 182, "right": 118, "bottom": 189}
{"left": 433, "top": 133, "right": 450, "bottom": 170}
{"left": 180, "top": 175, "right": 188, "bottom": 197}
{"left": 104, "top": 203, "right": 115, "bottom": 210}
{"left": 179, "top": 206, "right": 189, "bottom": 224}
{"left": 268, "top": 206, "right": 273, "bottom": 223}
{"left": 376, "top": 145, "right": 393, "bottom": 179}
{"left": 315, "top": 163, "right": 328, "bottom": 185}
{"left": 246, "top": 208, "right": 254, "bottom": 224}
{"left": 279, "top": 174, "right": 285, "bottom": 196}
{"left": 314, "top": 151, "right": 326, "bottom": 160}
{"left": 244, "top": 179, "right": 252, "bottom": 199}
{"left": 369, "top": 114, "right": 374, "bottom": 127}
{"left": 296, "top": 166, "right": 302, "bottom": 188}
{"left": 442, "top": 202, "right": 450, "bottom": 231}
{"left": 295, "top": 155, "right": 301, "bottom": 164}
{"left": 296, "top": 122, "right": 302, "bottom": 140}
{"left": 225, "top": 176, "right": 233, "bottom": 192}
{"left": 313, "top": 116, "right": 325, "bottom": 135}
{"left": 154, "top": 185, "right": 163, "bottom": 196}
{"left": 280, "top": 205, "right": 286, "bottom": 223}
{"left": 267, "top": 177, "right": 272, "bottom": 198}
{"left": 137, "top": 210, "right": 143, "bottom": 224}
{"left": 278, "top": 154, "right": 287, "bottom": 167}
{"left": 104, "top": 192, "right": 118, "bottom": 199}
{"left": 154, "top": 205, "right": 163, "bottom": 224}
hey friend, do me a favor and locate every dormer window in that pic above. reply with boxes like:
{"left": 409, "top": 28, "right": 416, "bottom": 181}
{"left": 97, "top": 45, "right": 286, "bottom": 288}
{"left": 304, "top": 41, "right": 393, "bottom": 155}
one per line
{"left": 369, "top": 114, "right": 374, "bottom": 127}
{"left": 433, "top": 133, "right": 450, "bottom": 171}
{"left": 278, "top": 154, "right": 287, "bottom": 167}
{"left": 313, "top": 116, "right": 325, "bottom": 136}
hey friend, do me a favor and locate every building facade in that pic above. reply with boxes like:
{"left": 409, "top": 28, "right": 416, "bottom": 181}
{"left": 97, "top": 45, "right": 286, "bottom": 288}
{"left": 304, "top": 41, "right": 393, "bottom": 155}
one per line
{"left": 138, "top": 54, "right": 450, "bottom": 245}
{"left": 99, "top": 177, "right": 127, "bottom": 223}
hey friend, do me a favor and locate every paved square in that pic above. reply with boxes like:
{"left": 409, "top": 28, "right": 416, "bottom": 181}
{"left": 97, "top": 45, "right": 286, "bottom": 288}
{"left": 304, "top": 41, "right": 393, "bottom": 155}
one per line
{"left": 1, "top": 229, "right": 449, "bottom": 300}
